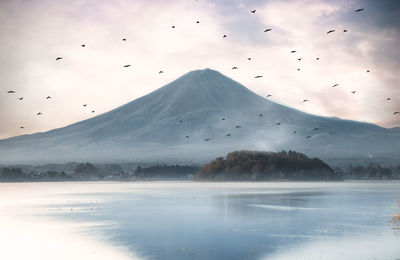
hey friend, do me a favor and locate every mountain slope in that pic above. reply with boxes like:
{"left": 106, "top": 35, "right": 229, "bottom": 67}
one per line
{"left": 0, "top": 69, "right": 398, "bottom": 163}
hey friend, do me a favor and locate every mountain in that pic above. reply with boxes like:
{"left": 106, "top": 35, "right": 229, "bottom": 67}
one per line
{"left": 0, "top": 68, "right": 399, "bottom": 164}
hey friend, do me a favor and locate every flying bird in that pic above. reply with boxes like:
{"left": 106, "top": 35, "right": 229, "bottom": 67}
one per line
{"left": 248, "top": 57, "right": 252, "bottom": 60}
{"left": 351, "top": 91, "right": 356, "bottom": 94}
{"left": 290, "top": 50, "right": 296, "bottom": 53}
{"left": 223, "top": 34, "right": 227, "bottom": 38}
{"left": 264, "top": 28, "right": 272, "bottom": 32}
{"left": 7, "top": 91, "right": 15, "bottom": 93}
{"left": 313, "top": 128, "right": 320, "bottom": 131}
{"left": 81, "top": 44, "right": 85, "bottom": 47}
{"left": 83, "top": 104, "right": 87, "bottom": 107}
{"left": 343, "top": 29, "right": 348, "bottom": 33}
{"left": 123, "top": 65, "right": 131, "bottom": 67}
{"left": 293, "top": 131, "right": 297, "bottom": 134}
{"left": 179, "top": 120, "right": 183, "bottom": 123}
{"left": 259, "top": 114, "right": 263, "bottom": 117}
{"left": 18, "top": 97, "right": 23, "bottom": 100}
{"left": 297, "top": 58, "right": 302, "bottom": 61}
{"left": 186, "top": 136, "right": 189, "bottom": 138}
{"left": 56, "top": 57, "right": 63, "bottom": 61}
{"left": 332, "top": 84, "right": 339, "bottom": 87}
{"left": 266, "top": 94, "right": 272, "bottom": 98}
{"left": 305, "top": 136, "right": 311, "bottom": 139}
{"left": 303, "top": 99, "right": 309, "bottom": 103}
{"left": 37, "top": 112, "right": 42, "bottom": 115}
{"left": 316, "top": 57, "right": 320, "bottom": 60}
{"left": 225, "top": 133, "right": 231, "bottom": 137}
{"left": 386, "top": 98, "right": 391, "bottom": 101}
{"left": 297, "top": 68, "right": 300, "bottom": 71}
{"left": 20, "top": 126, "right": 24, "bottom": 129}
{"left": 221, "top": 118, "right": 226, "bottom": 121}
{"left": 91, "top": 110, "right": 95, "bottom": 113}
{"left": 196, "top": 21, "right": 200, "bottom": 24}
{"left": 355, "top": 8, "right": 364, "bottom": 12}
{"left": 393, "top": 112, "right": 400, "bottom": 115}
{"left": 327, "top": 30, "right": 335, "bottom": 34}
{"left": 255, "top": 75, "right": 263, "bottom": 78}
{"left": 46, "top": 96, "right": 51, "bottom": 99}
{"left": 232, "top": 67, "right": 238, "bottom": 70}
{"left": 275, "top": 122, "right": 281, "bottom": 125}
{"left": 366, "top": 70, "right": 370, "bottom": 73}
{"left": 250, "top": 10, "right": 256, "bottom": 13}
{"left": 204, "top": 138, "right": 211, "bottom": 141}
{"left": 171, "top": 25, "right": 175, "bottom": 28}
{"left": 235, "top": 126, "right": 241, "bottom": 128}
{"left": 122, "top": 38, "right": 127, "bottom": 41}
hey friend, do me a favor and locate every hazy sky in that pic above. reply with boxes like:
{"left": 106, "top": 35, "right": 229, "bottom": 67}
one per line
{"left": 0, "top": 0, "right": 399, "bottom": 139}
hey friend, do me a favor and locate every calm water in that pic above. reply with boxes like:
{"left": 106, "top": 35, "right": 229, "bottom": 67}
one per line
{"left": 0, "top": 181, "right": 399, "bottom": 260}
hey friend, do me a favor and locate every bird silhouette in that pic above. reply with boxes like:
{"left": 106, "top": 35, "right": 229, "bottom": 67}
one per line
{"left": 204, "top": 138, "right": 211, "bottom": 141}
{"left": 123, "top": 65, "right": 131, "bottom": 67}
{"left": 223, "top": 34, "right": 227, "bottom": 38}
{"left": 225, "top": 133, "right": 231, "bottom": 137}
{"left": 179, "top": 120, "right": 183, "bottom": 123}
{"left": 221, "top": 118, "right": 226, "bottom": 121}
{"left": 290, "top": 50, "right": 296, "bottom": 53}
{"left": 316, "top": 57, "right": 320, "bottom": 60}
{"left": 303, "top": 99, "right": 309, "bottom": 102}
{"left": 159, "top": 70, "right": 164, "bottom": 74}
{"left": 56, "top": 57, "right": 63, "bottom": 60}
{"left": 332, "top": 84, "right": 339, "bottom": 87}
{"left": 297, "top": 68, "right": 300, "bottom": 71}
{"left": 387, "top": 98, "right": 391, "bottom": 101}
{"left": 7, "top": 91, "right": 15, "bottom": 93}
{"left": 20, "top": 126, "right": 24, "bottom": 129}
{"left": 355, "top": 8, "right": 364, "bottom": 12}
{"left": 255, "top": 75, "right": 263, "bottom": 78}
{"left": 329, "top": 132, "right": 332, "bottom": 135}
{"left": 81, "top": 44, "right": 85, "bottom": 47}
{"left": 18, "top": 97, "right": 23, "bottom": 100}
{"left": 250, "top": 10, "right": 256, "bottom": 13}
{"left": 293, "top": 131, "right": 297, "bottom": 134}
{"left": 259, "top": 114, "right": 263, "bottom": 117}
{"left": 196, "top": 21, "right": 200, "bottom": 24}
{"left": 122, "top": 38, "right": 127, "bottom": 41}
{"left": 264, "top": 28, "right": 272, "bottom": 32}
{"left": 275, "top": 122, "right": 281, "bottom": 125}
{"left": 266, "top": 94, "right": 272, "bottom": 98}
{"left": 248, "top": 57, "right": 252, "bottom": 60}
{"left": 46, "top": 96, "right": 51, "bottom": 99}
{"left": 235, "top": 126, "right": 241, "bottom": 128}
{"left": 394, "top": 112, "right": 400, "bottom": 115}
{"left": 366, "top": 70, "right": 370, "bottom": 73}
{"left": 37, "top": 112, "right": 42, "bottom": 115}
{"left": 83, "top": 104, "right": 87, "bottom": 107}
{"left": 327, "top": 30, "right": 335, "bottom": 34}
{"left": 171, "top": 25, "right": 175, "bottom": 28}
{"left": 91, "top": 110, "right": 95, "bottom": 113}
{"left": 297, "top": 58, "right": 302, "bottom": 61}
{"left": 305, "top": 136, "right": 311, "bottom": 139}
{"left": 343, "top": 29, "right": 348, "bottom": 33}
{"left": 313, "top": 128, "right": 320, "bottom": 131}
{"left": 186, "top": 135, "right": 189, "bottom": 138}
{"left": 232, "top": 67, "right": 238, "bottom": 69}
{"left": 351, "top": 91, "right": 356, "bottom": 94}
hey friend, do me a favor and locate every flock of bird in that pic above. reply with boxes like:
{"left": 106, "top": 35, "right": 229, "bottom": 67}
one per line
{"left": 5, "top": 5, "right": 399, "bottom": 139}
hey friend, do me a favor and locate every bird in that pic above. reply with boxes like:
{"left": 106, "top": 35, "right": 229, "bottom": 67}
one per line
{"left": 122, "top": 38, "right": 127, "bottom": 41}
{"left": 290, "top": 50, "right": 296, "bottom": 53}
{"left": 316, "top": 57, "right": 320, "bottom": 60}
{"left": 235, "top": 126, "right": 241, "bottom": 128}
{"left": 393, "top": 112, "right": 400, "bottom": 115}
{"left": 343, "top": 29, "right": 348, "bottom": 33}
{"left": 366, "top": 70, "right": 370, "bottom": 73}
{"left": 305, "top": 136, "right": 312, "bottom": 139}
{"left": 123, "top": 65, "right": 131, "bottom": 68}
{"left": 297, "top": 68, "right": 301, "bottom": 71}
{"left": 264, "top": 28, "right": 272, "bottom": 32}
{"left": 18, "top": 97, "right": 23, "bottom": 100}
{"left": 171, "top": 25, "right": 175, "bottom": 28}
{"left": 56, "top": 57, "right": 63, "bottom": 61}
{"left": 7, "top": 90, "right": 15, "bottom": 93}
{"left": 387, "top": 98, "right": 391, "bottom": 101}
{"left": 196, "top": 21, "right": 200, "bottom": 24}
{"left": 313, "top": 128, "right": 320, "bottom": 131}
{"left": 255, "top": 75, "right": 263, "bottom": 78}
{"left": 46, "top": 96, "right": 51, "bottom": 99}
{"left": 332, "top": 84, "right": 339, "bottom": 87}
{"left": 83, "top": 104, "right": 87, "bottom": 107}
{"left": 355, "top": 8, "right": 364, "bottom": 12}
{"left": 186, "top": 136, "right": 189, "bottom": 138}
{"left": 225, "top": 133, "right": 231, "bottom": 137}
{"left": 221, "top": 118, "right": 226, "bottom": 121}
{"left": 303, "top": 99, "right": 309, "bottom": 103}
{"left": 275, "top": 122, "right": 281, "bottom": 125}
{"left": 179, "top": 120, "right": 183, "bottom": 123}
{"left": 81, "top": 44, "right": 85, "bottom": 47}
{"left": 204, "top": 138, "right": 211, "bottom": 141}
{"left": 329, "top": 132, "right": 332, "bottom": 135}
{"left": 351, "top": 91, "right": 356, "bottom": 94}
{"left": 91, "top": 110, "right": 95, "bottom": 113}
{"left": 223, "top": 34, "right": 227, "bottom": 38}
{"left": 250, "top": 10, "right": 256, "bottom": 13}
{"left": 37, "top": 112, "right": 42, "bottom": 115}
{"left": 259, "top": 114, "right": 263, "bottom": 117}
{"left": 293, "top": 131, "right": 297, "bottom": 134}
{"left": 248, "top": 57, "right": 252, "bottom": 60}
{"left": 232, "top": 67, "right": 238, "bottom": 70}
{"left": 266, "top": 94, "right": 272, "bottom": 98}
{"left": 20, "top": 126, "right": 24, "bottom": 129}
{"left": 327, "top": 30, "right": 335, "bottom": 34}
{"left": 159, "top": 70, "right": 164, "bottom": 74}
{"left": 297, "top": 58, "right": 302, "bottom": 61}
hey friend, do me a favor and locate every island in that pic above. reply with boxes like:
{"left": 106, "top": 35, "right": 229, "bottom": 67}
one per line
{"left": 195, "top": 150, "right": 339, "bottom": 181}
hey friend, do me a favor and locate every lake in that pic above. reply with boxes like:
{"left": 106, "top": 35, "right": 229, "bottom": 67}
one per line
{"left": 0, "top": 181, "right": 399, "bottom": 260}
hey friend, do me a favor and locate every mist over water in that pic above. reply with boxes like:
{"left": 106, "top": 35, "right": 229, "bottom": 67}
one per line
{"left": 0, "top": 181, "right": 399, "bottom": 260}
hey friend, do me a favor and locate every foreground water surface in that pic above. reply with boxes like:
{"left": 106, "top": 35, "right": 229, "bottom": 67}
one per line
{"left": 0, "top": 181, "right": 399, "bottom": 260}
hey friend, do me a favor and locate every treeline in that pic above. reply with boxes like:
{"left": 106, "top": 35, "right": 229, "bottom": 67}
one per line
{"left": 134, "top": 164, "right": 200, "bottom": 179}
{"left": 195, "top": 150, "right": 338, "bottom": 181}
{"left": 344, "top": 163, "right": 400, "bottom": 179}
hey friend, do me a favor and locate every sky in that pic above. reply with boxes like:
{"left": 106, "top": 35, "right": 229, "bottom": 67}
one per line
{"left": 0, "top": 0, "right": 399, "bottom": 140}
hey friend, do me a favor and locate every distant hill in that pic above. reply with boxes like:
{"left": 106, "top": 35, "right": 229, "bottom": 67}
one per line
{"left": 195, "top": 150, "right": 338, "bottom": 181}
{"left": 0, "top": 69, "right": 398, "bottom": 164}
